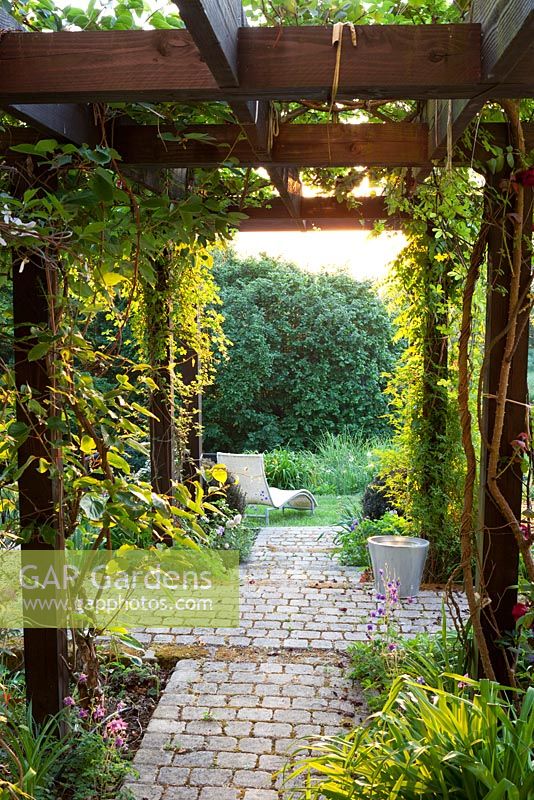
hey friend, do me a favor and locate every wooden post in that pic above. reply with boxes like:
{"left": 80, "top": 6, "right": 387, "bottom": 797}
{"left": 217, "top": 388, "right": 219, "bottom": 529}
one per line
{"left": 12, "top": 170, "right": 68, "bottom": 722}
{"left": 148, "top": 258, "right": 175, "bottom": 501}
{"left": 478, "top": 176, "right": 533, "bottom": 683}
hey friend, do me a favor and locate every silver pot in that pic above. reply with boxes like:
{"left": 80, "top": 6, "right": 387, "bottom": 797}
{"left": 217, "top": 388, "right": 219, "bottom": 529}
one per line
{"left": 367, "top": 535, "right": 429, "bottom": 598}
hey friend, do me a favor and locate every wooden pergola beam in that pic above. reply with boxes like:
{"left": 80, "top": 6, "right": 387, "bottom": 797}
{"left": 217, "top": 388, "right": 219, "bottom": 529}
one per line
{"left": 3, "top": 122, "right": 533, "bottom": 170}
{"left": 233, "top": 196, "right": 406, "bottom": 231}
{"left": 111, "top": 122, "right": 430, "bottom": 168}
{"left": 174, "top": 0, "right": 304, "bottom": 229}
{"left": 426, "top": 0, "right": 534, "bottom": 161}
{"left": 265, "top": 168, "right": 303, "bottom": 229}
{"left": 478, "top": 0, "right": 534, "bottom": 83}
{"left": 0, "top": 8, "right": 99, "bottom": 146}
{"left": 0, "top": 8, "right": 184, "bottom": 197}
{"left": 3, "top": 24, "right": 523, "bottom": 104}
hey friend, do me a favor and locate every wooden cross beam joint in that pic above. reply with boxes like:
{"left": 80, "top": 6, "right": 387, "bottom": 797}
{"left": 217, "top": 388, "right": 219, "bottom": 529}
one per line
{"left": 173, "top": 0, "right": 305, "bottom": 229}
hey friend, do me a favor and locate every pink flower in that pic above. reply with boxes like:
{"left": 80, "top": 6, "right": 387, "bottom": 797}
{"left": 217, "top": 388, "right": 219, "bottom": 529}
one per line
{"left": 78, "top": 708, "right": 89, "bottom": 720}
{"left": 92, "top": 705, "right": 105, "bottom": 721}
{"left": 457, "top": 674, "right": 469, "bottom": 689}
{"left": 77, "top": 673, "right": 88, "bottom": 684}
{"left": 63, "top": 696, "right": 75, "bottom": 707}
{"left": 105, "top": 718, "right": 127, "bottom": 737}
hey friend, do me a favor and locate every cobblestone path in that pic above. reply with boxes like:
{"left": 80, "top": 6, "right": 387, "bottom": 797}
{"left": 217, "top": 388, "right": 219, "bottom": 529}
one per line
{"left": 125, "top": 526, "right": 461, "bottom": 799}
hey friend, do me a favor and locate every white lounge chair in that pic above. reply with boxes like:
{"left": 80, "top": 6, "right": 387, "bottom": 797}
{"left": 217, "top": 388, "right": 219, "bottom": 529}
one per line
{"left": 216, "top": 452, "right": 317, "bottom": 524}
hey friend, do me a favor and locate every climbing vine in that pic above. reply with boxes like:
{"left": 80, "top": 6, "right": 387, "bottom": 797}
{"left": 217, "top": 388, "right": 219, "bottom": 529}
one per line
{"left": 379, "top": 169, "right": 485, "bottom": 582}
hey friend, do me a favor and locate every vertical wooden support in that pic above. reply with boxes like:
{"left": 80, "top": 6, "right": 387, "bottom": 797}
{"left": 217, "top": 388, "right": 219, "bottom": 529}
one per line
{"left": 12, "top": 170, "right": 68, "bottom": 721}
{"left": 479, "top": 177, "right": 533, "bottom": 683}
{"left": 180, "top": 348, "right": 202, "bottom": 482}
{"left": 148, "top": 258, "right": 175, "bottom": 501}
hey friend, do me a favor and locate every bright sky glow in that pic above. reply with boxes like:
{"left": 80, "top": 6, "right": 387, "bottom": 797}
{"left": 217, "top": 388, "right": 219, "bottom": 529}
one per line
{"left": 233, "top": 229, "right": 408, "bottom": 282}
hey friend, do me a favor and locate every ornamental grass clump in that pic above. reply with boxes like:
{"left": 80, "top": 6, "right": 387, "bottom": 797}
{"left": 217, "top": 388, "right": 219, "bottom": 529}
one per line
{"left": 285, "top": 676, "right": 534, "bottom": 800}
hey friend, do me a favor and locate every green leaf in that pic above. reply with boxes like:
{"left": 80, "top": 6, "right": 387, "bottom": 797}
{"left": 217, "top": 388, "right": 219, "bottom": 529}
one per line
{"left": 80, "top": 435, "right": 96, "bottom": 454}
{"left": 79, "top": 493, "right": 106, "bottom": 521}
{"left": 131, "top": 402, "right": 159, "bottom": 419}
{"left": 107, "top": 451, "right": 131, "bottom": 474}
{"left": 92, "top": 172, "right": 114, "bottom": 202}
{"left": 8, "top": 421, "right": 30, "bottom": 441}
{"left": 102, "top": 272, "right": 128, "bottom": 287}
{"left": 83, "top": 221, "right": 107, "bottom": 235}
{"left": 27, "top": 341, "right": 51, "bottom": 361}
{"left": 34, "top": 138, "right": 59, "bottom": 154}
{"left": 10, "top": 143, "right": 41, "bottom": 155}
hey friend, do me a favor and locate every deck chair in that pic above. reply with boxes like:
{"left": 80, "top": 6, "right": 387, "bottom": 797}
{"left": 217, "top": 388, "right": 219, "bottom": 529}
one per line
{"left": 216, "top": 452, "right": 317, "bottom": 524}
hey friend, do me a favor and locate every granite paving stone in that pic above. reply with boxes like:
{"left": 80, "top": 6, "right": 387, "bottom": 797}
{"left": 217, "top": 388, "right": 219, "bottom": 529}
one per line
{"left": 124, "top": 526, "right": 465, "bottom": 798}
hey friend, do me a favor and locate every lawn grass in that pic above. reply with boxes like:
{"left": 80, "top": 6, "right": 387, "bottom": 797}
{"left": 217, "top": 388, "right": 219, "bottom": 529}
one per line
{"left": 245, "top": 494, "right": 361, "bottom": 527}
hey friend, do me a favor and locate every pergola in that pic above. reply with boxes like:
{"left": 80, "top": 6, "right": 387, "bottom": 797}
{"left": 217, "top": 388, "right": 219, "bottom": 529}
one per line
{"left": 1, "top": 0, "right": 533, "bottom": 720}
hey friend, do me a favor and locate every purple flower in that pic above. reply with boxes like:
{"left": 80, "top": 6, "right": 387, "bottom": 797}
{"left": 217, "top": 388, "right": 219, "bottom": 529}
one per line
{"left": 416, "top": 676, "right": 425, "bottom": 684}
{"left": 370, "top": 611, "right": 377, "bottom": 618}
{"left": 367, "top": 623, "right": 374, "bottom": 631}
{"left": 457, "top": 674, "right": 469, "bottom": 689}
{"left": 63, "top": 696, "right": 75, "bottom": 707}
{"left": 78, "top": 708, "right": 89, "bottom": 720}
{"left": 216, "top": 526, "right": 225, "bottom": 536}
{"left": 379, "top": 568, "right": 384, "bottom": 576}
{"left": 117, "top": 700, "right": 126, "bottom": 712}
{"left": 93, "top": 705, "right": 105, "bottom": 721}
{"left": 406, "top": 596, "right": 414, "bottom": 604}
{"left": 388, "top": 643, "right": 397, "bottom": 652}
{"left": 377, "top": 607, "right": 385, "bottom": 616}
{"left": 114, "top": 736, "right": 126, "bottom": 749}
{"left": 77, "top": 673, "right": 88, "bottom": 684}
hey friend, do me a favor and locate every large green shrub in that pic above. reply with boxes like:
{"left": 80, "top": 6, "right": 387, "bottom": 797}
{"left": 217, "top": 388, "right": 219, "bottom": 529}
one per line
{"left": 203, "top": 253, "right": 396, "bottom": 451}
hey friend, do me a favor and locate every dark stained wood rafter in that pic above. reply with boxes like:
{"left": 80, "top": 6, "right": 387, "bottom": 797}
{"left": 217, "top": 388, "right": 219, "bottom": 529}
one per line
{"left": 0, "top": 122, "right": 429, "bottom": 167}
{"left": 3, "top": 122, "right": 534, "bottom": 169}
{"left": 0, "top": 8, "right": 100, "bottom": 146}
{"left": 4, "top": 24, "right": 528, "bottom": 104}
{"left": 425, "top": 0, "right": 534, "bottom": 162}
{"left": 174, "top": 0, "right": 304, "bottom": 229}
{"left": 425, "top": 98, "right": 485, "bottom": 163}
{"left": 478, "top": 0, "right": 534, "bottom": 84}
{"left": 234, "top": 196, "right": 407, "bottom": 231}
{"left": 109, "top": 122, "right": 431, "bottom": 167}
{"left": 0, "top": 8, "right": 188, "bottom": 196}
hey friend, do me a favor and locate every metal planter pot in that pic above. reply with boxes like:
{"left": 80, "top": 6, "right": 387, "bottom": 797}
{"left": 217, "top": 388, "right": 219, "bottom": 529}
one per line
{"left": 367, "top": 535, "right": 429, "bottom": 598}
